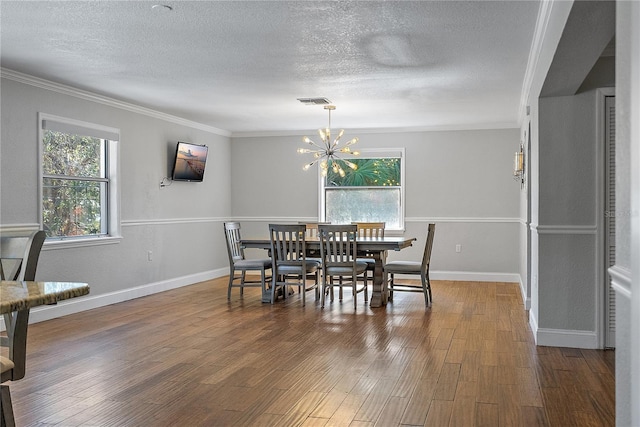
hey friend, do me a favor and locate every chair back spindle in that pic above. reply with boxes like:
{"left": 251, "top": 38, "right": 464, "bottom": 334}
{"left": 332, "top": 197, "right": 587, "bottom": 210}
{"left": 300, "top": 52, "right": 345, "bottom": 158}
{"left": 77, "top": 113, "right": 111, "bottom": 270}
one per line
{"left": 353, "top": 222, "right": 385, "bottom": 239}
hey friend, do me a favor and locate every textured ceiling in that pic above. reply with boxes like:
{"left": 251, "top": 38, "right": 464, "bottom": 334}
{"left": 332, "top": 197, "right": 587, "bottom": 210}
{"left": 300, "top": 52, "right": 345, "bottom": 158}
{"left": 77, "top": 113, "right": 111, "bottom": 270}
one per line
{"left": 0, "top": 1, "right": 540, "bottom": 134}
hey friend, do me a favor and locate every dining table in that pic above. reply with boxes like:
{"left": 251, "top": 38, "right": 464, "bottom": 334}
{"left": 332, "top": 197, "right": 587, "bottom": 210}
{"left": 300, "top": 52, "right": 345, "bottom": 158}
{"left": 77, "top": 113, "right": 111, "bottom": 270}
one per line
{"left": 240, "top": 236, "right": 416, "bottom": 307}
{"left": 1, "top": 280, "right": 90, "bottom": 426}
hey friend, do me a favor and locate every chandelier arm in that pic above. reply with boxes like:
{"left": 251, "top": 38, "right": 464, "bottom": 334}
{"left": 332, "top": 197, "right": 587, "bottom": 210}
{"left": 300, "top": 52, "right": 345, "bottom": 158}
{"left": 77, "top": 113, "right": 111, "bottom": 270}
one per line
{"left": 304, "top": 138, "right": 327, "bottom": 150}
{"left": 331, "top": 154, "right": 358, "bottom": 170}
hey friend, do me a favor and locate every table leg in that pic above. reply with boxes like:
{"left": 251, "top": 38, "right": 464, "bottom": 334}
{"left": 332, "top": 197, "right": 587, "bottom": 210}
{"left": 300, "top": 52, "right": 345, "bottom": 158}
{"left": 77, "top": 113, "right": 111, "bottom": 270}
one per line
{"left": 369, "top": 251, "right": 388, "bottom": 308}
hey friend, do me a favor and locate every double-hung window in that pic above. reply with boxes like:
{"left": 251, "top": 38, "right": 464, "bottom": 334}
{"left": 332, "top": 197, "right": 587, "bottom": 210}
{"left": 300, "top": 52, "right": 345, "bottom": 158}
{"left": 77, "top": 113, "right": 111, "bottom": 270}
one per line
{"left": 321, "top": 149, "right": 405, "bottom": 230}
{"left": 40, "top": 114, "right": 120, "bottom": 242}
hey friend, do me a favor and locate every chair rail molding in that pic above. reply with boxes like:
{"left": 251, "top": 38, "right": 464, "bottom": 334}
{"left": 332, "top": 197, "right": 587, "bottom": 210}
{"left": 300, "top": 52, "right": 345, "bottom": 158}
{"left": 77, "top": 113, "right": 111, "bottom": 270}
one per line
{"left": 121, "top": 217, "right": 228, "bottom": 227}
{"left": 236, "top": 216, "right": 521, "bottom": 224}
{"left": 531, "top": 224, "right": 598, "bottom": 234}
{"left": 407, "top": 217, "right": 520, "bottom": 224}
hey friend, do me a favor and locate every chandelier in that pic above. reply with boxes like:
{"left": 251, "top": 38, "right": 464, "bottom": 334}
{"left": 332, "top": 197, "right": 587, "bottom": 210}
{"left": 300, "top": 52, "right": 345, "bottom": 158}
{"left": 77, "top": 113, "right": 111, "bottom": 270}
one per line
{"left": 297, "top": 105, "right": 359, "bottom": 177}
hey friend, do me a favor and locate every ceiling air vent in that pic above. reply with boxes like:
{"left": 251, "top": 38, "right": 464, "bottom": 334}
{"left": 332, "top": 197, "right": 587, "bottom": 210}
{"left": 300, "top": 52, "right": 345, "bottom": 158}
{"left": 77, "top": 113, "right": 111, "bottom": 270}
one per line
{"left": 297, "top": 97, "right": 331, "bottom": 105}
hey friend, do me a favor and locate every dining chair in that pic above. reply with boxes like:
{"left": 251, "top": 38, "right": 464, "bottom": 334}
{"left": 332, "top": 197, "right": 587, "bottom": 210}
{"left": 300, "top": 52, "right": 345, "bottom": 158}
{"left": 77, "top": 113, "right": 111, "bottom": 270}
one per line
{"left": 298, "top": 221, "right": 330, "bottom": 256}
{"left": 298, "top": 222, "right": 330, "bottom": 287}
{"left": 223, "top": 222, "right": 272, "bottom": 302}
{"left": 298, "top": 222, "right": 330, "bottom": 238}
{"left": 384, "top": 223, "right": 436, "bottom": 307}
{"left": 1, "top": 229, "right": 46, "bottom": 282}
{"left": 269, "top": 224, "right": 320, "bottom": 306}
{"left": 352, "top": 222, "right": 385, "bottom": 239}
{"left": 1, "top": 229, "right": 46, "bottom": 427}
{"left": 353, "top": 222, "right": 386, "bottom": 290}
{"left": 318, "top": 224, "right": 368, "bottom": 309}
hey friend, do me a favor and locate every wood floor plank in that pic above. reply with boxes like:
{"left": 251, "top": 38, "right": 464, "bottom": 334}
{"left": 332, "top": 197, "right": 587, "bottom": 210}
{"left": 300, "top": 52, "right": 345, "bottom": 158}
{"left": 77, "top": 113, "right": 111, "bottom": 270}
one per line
{"left": 475, "top": 402, "right": 499, "bottom": 427}
{"left": 497, "top": 383, "right": 523, "bottom": 426}
{"left": 449, "top": 395, "right": 476, "bottom": 427}
{"left": 424, "top": 400, "right": 454, "bottom": 427}
{"left": 520, "top": 405, "right": 550, "bottom": 427}
{"left": 399, "top": 379, "right": 437, "bottom": 425}
{"left": 5, "top": 278, "right": 614, "bottom": 426}
{"left": 433, "top": 363, "right": 461, "bottom": 401}
{"left": 374, "top": 395, "right": 409, "bottom": 426}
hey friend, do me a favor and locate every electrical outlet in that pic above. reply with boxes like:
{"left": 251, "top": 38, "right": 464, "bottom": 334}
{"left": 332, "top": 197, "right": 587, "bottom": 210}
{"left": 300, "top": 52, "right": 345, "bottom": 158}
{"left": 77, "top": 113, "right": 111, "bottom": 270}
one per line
{"left": 147, "top": 250, "right": 153, "bottom": 261}
{"left": 455, "top": 244, "right": 461, "bottom": 253}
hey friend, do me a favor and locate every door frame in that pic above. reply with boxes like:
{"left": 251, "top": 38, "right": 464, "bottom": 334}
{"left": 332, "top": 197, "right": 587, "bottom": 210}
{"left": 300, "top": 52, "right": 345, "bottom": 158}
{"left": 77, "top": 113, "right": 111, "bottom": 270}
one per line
{"left": 596, "top": 87, "right": 616, "bottom": 349}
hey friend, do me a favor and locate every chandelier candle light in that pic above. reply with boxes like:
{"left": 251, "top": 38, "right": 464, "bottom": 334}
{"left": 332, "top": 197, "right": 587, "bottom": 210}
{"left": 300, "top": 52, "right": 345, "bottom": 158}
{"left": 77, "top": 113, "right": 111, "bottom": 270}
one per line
{"left": 298, "top": 105, "right": 360, "bottom": 177}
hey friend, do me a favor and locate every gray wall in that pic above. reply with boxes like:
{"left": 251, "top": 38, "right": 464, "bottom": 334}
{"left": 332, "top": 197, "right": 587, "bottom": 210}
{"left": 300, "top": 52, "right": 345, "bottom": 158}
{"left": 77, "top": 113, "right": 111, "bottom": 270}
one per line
{"left": 231, "top": 129, "right": 521, "bottom": 281}
{"left": 535, "top": 91, "right": 600, "bottom": 334}
{"left": 613, "top": 1, "right": 638, "bottom": 424}
{"left": 0, "top": 76, "right": 232, "bottom": 305}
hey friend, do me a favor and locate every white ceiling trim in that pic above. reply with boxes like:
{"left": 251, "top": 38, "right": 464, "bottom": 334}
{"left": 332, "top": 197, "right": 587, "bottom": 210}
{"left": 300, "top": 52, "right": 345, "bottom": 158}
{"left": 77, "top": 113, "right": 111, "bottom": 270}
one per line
{"left": 1, "top": 68, "right": 231, "bottom": 137}
{"left": 516, "top": 0, "right": 574, "bottom": 123}
{"left": 231, "top": 122, "right": 519, "bottom": 139}
{"left": 518, "top": 0, "right": 552, "bottom": 125}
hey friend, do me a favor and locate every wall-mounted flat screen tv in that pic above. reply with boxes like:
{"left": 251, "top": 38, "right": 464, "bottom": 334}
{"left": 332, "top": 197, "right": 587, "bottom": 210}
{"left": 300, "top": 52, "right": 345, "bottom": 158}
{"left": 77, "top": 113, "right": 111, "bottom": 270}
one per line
{"left": 171, "top": 142, "right": 208, "bottom": 182}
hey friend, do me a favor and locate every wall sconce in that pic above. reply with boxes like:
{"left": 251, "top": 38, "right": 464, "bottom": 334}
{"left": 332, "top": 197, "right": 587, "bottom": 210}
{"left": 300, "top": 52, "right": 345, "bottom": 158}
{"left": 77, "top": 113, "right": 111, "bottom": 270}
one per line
{"left": 513, "top": 143, "right": 525, "bottom": 187}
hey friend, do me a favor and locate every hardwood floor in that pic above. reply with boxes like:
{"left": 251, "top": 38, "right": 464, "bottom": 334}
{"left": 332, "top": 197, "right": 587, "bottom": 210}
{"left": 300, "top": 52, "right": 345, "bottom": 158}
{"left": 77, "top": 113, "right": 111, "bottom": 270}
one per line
{"left": 8, "top": 278, "right": 614, "bottom": 426}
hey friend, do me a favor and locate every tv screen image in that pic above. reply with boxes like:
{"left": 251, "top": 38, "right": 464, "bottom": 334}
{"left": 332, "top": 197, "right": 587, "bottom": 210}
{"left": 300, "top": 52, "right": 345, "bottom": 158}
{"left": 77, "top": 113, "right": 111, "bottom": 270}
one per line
{"left": 171, "top": 142, "right": 208, "bottom": 182}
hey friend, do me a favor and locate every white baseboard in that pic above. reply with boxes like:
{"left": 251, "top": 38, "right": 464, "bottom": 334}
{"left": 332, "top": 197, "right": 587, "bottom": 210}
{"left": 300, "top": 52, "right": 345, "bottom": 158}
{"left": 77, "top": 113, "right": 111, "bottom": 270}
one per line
{"left": 529, "top": 309, "right": 598, "bottom": 349}
{"left": 1, "top": 268, "right": 229, "bottom": 330}
{"left": 518, "top": 276, "right": 531, "bottom": 310}
{"left": 529, "top": 309, "right": 539, "bottom": 339}
{"left": 429, "top": 270, "right": 520, "bottom": 283}
{"left": 534, "top": 328, "right": 599, "bottom": 349}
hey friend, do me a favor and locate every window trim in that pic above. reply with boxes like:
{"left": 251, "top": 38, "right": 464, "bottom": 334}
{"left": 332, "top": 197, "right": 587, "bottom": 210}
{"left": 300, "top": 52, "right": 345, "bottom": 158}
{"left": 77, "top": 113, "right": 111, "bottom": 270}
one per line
{"left": 319, "top": 147, "right": 405, "bottom": 232}
{"left": 38, "top": 113, "right": 122, "bottom": 246}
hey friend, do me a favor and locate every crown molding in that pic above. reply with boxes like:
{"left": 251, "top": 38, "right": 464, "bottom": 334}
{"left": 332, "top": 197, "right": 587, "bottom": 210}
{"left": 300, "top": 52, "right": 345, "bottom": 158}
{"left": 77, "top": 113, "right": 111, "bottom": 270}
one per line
{"left": 1, "top": 68, "right": 231, "bottom": 137}
{"left": 231, "top": 122, "right": 519, "bottom": 138}
{"left": 518, "top": 0, "right": 554, "bottom": 125}
{"left": 518, "top": 0, "right": 573, "bottom": 125}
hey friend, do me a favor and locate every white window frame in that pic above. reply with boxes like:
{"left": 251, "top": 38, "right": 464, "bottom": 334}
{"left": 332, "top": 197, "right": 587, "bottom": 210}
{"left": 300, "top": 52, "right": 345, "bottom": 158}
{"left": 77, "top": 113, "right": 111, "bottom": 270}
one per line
{"left": 319, "top": 148, "right": 405, "bottom": 232}
{"left": 38, "top": 113, "right": 121, "bottom": 248}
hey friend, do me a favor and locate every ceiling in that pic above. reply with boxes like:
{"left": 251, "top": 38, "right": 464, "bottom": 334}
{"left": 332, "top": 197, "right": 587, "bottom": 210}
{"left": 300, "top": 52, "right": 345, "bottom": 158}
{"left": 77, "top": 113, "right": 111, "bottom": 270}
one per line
{"left": 0, "top": 1, "right": 540, "bottom": 135}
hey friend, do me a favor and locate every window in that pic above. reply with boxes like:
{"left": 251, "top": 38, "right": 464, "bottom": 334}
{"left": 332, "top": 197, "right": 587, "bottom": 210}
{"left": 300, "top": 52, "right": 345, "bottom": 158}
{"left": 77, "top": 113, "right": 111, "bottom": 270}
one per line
{"left": 321, "top": 149, "right": 405, "bottom": 230}
{"left": 40, "top": 114, "right": 120, "bottom": 242}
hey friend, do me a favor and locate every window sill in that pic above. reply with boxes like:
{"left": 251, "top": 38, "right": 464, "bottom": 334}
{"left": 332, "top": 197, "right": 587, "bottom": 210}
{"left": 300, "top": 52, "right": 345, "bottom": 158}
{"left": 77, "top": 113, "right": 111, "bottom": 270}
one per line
{"left": 43, "top": 235, "right": 123, "bottom": 250}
